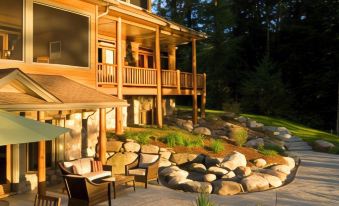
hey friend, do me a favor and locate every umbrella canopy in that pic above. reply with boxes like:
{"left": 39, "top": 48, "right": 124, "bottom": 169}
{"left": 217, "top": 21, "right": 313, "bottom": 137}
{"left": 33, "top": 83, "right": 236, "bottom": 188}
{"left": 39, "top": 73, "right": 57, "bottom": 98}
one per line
{"left": 0, "top": 110, "right": 70, "bottom": 146}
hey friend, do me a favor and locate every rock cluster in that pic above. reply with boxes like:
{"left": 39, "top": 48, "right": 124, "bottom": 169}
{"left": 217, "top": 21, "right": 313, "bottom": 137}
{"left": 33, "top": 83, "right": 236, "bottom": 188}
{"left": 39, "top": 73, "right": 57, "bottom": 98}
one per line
{"left": 159, "top": 151, "right": 296, "bottom": 196}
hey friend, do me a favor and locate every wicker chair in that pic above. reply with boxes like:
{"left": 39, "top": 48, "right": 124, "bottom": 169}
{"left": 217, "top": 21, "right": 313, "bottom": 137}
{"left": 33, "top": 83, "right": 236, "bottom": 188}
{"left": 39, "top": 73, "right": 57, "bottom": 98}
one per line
{"left": 125, "top": 153, "right": 160, "bottom": 188}
{"left": 63, "top": 175, "right": 112, "bottom": 206}
{"left": 34, "top": 194, "right": 61, "bottom": 206}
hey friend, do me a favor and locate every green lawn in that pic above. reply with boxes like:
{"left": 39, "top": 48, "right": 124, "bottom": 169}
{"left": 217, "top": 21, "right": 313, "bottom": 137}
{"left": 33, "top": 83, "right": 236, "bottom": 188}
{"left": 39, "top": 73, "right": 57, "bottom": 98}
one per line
{"left": 242, "top": 114, "right": 339, "bottom": 147}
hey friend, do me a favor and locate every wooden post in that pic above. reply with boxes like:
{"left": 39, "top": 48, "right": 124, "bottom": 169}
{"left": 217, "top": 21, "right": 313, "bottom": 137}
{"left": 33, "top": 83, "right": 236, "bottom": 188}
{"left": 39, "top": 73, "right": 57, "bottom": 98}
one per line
{"left": 147, "top": 0, "right": 152, "bottom": 11}
{"left": 192, "top": 39, "right": 198, "bottom": 125}
{"left": 168, "top": 44, "right": 176, "bottom": 70}
{"left": 177, "top": 70, "right": 181, "bottom": 93}
{"left": 37, "top": 111, "right": 46, "bottom": 195}
{"left": 99, "top": 108, "right": 107, "bottom": 164}
{"left": 116, "top": 17, "right": 124, "bottom": 135}
{"left": 201, "top": 73, "right": 207, "bottom": 119}
{"left": 155, "top": 26, "right": 163, "bottom": 128}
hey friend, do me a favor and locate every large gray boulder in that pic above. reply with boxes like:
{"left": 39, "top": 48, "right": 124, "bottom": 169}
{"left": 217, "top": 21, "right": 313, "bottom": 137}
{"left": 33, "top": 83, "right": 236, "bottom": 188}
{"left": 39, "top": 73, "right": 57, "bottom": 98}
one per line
{"left": 170, "top": 153, "right": 190, "bottom": 165}
{"left": 245, "top": 138, "right": 264, "bottom": 148}
{"left": 271, "top": 165, "right": 291, "bottom": 175}
{"left": 168, "top": 176, "right": 192, "bottom": 188}
{"left": 213, "top": 181, "right": 243, "bottom": 196}
{"left": 181, "top": 181, "right": 213, "bottom": 194}
{"left": 193, "top": 127, "right": 212, "bottom": 136}
{"left": 208, "top": 166, "right": 228, "bottom": 176}
{"left": 203, "top": 174, "right": 217, "bottom": 182}
{"left": 256, "top": 173, "right": 282, "bottom": 188}
{"left": 205, "top": 156, "right": 223, "bottom": 168}
{"left": 282, "top": 157, "right": 296, "bottom": 170}
{"left": 141, "top": 145, "right": 160, "bottom": 154}
{"left": 313, "top": 140, "right": 335, "bottom": 152}
{"left": 189, "top": 163, "right": 207, "bottom": 173}
{"left": 220, "top": 151, "right": 247, "bottom": 171}
{"left": 234, "top": 166, "right": 252, "bottom": 177}
{"left": 241, "top": 174, "right": 270, "bottom": 192}
{"left": 253, "top": 158, "right": 267, "bottom": 168}
{"left": 260, "top": 169, "right": 287, "bottom": 181}
{"left": 123, "top": 142, "right": 141, "bottom": 152}
{"left": 106, "top": 140, "right": 124, "bottom": 152}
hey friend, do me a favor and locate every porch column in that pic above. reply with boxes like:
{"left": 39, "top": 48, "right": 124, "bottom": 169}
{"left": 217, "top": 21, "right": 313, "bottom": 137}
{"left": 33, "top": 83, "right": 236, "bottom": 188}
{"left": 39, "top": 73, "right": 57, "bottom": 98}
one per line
{"left": 201, "top": 73, "right": 207, "bottom": 119}
{"left": 168, "top": 44, "right": 176, "bottom": 70}
{"left": 99, "top": 108, "right": 107, "bottom": 163}
{"left": 192, "top": 39, "right": 198, "bottom": 125}
{"left": 155, "top": 26, "right": 163, "bottom": 128}
{"left": 37, "top": 111, "right": 46, "bottom": 195}
{"left": 116, "top": 17, "right": 124, "bottom": 135}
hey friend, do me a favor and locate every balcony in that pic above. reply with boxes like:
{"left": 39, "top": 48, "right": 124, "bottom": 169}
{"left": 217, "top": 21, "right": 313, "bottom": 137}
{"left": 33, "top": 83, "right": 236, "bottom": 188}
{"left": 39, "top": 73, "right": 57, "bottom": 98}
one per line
{"left": 97, "top": 63, "right": 206, "bottom": 95}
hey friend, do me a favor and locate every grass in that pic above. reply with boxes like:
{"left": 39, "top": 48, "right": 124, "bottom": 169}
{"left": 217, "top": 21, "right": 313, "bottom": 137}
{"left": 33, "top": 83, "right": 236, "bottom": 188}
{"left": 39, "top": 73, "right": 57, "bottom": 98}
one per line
{"left": 230, "top": 127, "right": 248, "bottom": 146}
{"left": 196, "top": 193, "right": 215, "bottom": 206}
{"left": 164, "top": 132, "right": 204, "bottom": 148}
{"left": 124, "top": 130, "right": 152, "bottom": 145}
{"left": 242, "top": 114, "right": 339, "bottom": 148}
{"left": 176, "top": 105, "right": 225, "bottom": 120}
{"left": 210, "top": 140, "right": 224, "bottom": 153}
{"left": 258, "top": 145, "right": 279, "bottom": 156}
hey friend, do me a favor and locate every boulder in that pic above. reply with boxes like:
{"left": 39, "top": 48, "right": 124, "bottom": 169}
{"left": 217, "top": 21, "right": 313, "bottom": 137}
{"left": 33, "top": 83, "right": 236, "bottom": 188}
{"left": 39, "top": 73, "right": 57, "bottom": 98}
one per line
{"left": 182, "top": 122, "right": 194, "bottom": 132}
{"left": 213, "top": 181, "right": 243, "bottom": 195}
{"left": 260, "top": 169, "right": 287, "bottom": 181}
{"left": 159, "top": 166, "right": 180, "bottom": 176}
{"left": 189, "top": 163, "right": 207, "bottom": 173}
{"left": 241, "top": 174, "right": 270, "bottom": 192}
{"left": 205, "top": 156, "right": 223, "bottom": 168}
{"left": 220, "top": 151, "right": 247, "bottom": 171}
{"left": 193, "top": 127, "right": 212, "bottom": 136}
{"left": 221, "top": 171, "right": 237, "bottom": 180}
{"left": 313, "top": 140, "right": 335, "bottom": 152}
{"left": 282, "top": 157, "right": 295, "bottom": 170}
{"left": 181, "top": 181, "right": 213, "bottom": 194}
{"left": 277, "top": 134, "right": 292, "bottom": 140}
{"left": 208, "top": 166, "right": 228, "bottom": 176}
{"left": 188, "top": 154, "right": 205, "bottom": 163}
{"left": 254, "top": 158, "right": 267, "bottom": 168}
{"left": 160, "top": 151, "right": 172, "bottom": 160}
{"left": 159, "top": 158, "right": 172, "bottom": 168}
{"left": 123, "top": 142, "right": 141, "bottom": 152}
{"left": 141, "top": 145, "right": 160, "bottom": 154}
{"left": 236, "top": 116, "right": 247, "bottom": 123}
{"left": 168, "top": 176, "right": 192, "bottom": 188}
{"left": 106, "top": 140, "right": 124, "bottom": 152}
{"left": 203, "top": 174, "right": 217, "bottom": 182}
{"left": 234, "top": 166, "right": 252, "bottom": 177}
{"left": 256, "top": 173, "right": 282, "bottom": 188}
{"left": 271, "top": 165, "right": 291, "bottom": 175}
{"left": 245, "top": 138, "right": 264, "bottom": 148}
{"left": 170, "top": 153, "right": 190, "bottom": 165}
{"left": 106, "top": 152, "right": 138, "bottom": 174}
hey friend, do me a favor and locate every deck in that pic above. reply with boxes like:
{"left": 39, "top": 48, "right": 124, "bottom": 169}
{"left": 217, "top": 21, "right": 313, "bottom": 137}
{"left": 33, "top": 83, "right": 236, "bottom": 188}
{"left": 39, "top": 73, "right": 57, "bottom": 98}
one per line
{"left": 96, "top": 64, "right": 206, "bottom": 96}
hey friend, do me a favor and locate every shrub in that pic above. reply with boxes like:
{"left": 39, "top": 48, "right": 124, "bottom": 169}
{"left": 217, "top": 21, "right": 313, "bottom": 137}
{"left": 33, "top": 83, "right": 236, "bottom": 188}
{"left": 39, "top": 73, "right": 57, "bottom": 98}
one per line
{"left": 184, "top": 137, "right": 205, "bottom": 148}
{"left": 329, "top": 146, "right": 339, "bottom": 154}
{"left": 231, "top": 128, "right": 248, "bottom": 146}
{"left": 258, "top": 145, "right": 278, "bottom": 156}
{"left": 124, "top": 131, "right": 152, "bottom": 145}
{"left": 210, "top": 140, "right": 224, "bottom": 153}
{"left": 165, "top": 133, "right": 185, "bottom": 147}
{"left": 196, "top": 193, "right": 215, "bottom": 206}
{"left": 264, "top": 143, "right": 285, "bottom": 154}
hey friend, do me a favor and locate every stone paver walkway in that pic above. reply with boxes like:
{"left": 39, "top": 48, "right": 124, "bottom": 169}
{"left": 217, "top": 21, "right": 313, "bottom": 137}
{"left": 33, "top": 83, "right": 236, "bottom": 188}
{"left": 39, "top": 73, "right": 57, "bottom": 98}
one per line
{"left": 3, "top": 150, "right": 339, "bottom": 206}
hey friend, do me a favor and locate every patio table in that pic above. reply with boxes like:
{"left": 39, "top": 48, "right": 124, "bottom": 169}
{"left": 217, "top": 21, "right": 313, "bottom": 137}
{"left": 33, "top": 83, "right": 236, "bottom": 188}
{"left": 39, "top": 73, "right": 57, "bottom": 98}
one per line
{"left": 102, "top": 175, "right": 135, "bottom": 199}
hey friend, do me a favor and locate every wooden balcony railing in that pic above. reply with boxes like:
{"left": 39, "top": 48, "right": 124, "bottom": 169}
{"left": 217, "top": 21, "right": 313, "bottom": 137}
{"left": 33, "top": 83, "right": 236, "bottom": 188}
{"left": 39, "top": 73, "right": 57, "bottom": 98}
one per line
{"left": 97, "top": 63, "right": 117, "bottom": 84}
{"left": 97, "top": 64, "right": 206, "bottom": 92}
{"left": 123, "top": 66, "right": 157, "bottom": 86}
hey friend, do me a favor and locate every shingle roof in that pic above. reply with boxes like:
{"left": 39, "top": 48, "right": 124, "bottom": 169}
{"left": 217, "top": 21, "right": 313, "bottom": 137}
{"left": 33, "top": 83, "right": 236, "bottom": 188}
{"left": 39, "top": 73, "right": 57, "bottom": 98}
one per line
{"left": 0, "top": 68, "right": 127, "bottom": 111}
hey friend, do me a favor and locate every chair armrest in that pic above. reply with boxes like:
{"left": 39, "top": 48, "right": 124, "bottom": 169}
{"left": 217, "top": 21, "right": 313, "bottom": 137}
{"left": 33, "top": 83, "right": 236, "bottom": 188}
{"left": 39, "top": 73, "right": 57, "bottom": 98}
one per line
{"left": 146, "top": 158, "right": 160, "bottom": 178}
{"left": 85, "top": 178, "right": 111, "bottom": 201}
{"left": 58, "top": 162, "right": 73, "bottom": 175}
{"left": 125, "top": 159, "right": 139, "bottom": 175}
{"left": 103, "top": 164, "right": 112, "bottom": 172}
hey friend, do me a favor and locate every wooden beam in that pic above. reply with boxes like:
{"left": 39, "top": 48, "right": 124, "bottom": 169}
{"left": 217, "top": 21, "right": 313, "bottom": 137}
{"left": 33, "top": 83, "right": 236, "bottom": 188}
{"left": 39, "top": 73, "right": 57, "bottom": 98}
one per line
{"left": 168, "top": 44, "right": 176, "bottom": 70}
{"left": 116, "top": 17, "right": 124, "bottom": 135}
{"left": 192, "top": 39, "right": 198, "bottom": 124}
{"left": 201, "top": 73, "right": 207, "bottom": 119}
{"left": 147, "top": 0, "right": 152, "bottom": 12}
{"left": 37, "top": 111, "right": 46, "bottom": 195}
{"left": 155, "top": 26, "right": 163, "bottom": 128}
{"left": 99, "top": 108, "right": 107, "bottom": 163}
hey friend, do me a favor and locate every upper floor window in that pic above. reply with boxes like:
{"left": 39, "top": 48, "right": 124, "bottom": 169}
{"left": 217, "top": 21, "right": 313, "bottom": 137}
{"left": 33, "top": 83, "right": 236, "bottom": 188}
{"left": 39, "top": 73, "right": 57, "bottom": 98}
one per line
{"left": 0, "top": 0, "right": 23, "bottom": 61}
{"left": 121, "top": 0, "right": 149, "bottom": 10}
{"left": 33, "top": 3, "right": 89, "bottom": 67}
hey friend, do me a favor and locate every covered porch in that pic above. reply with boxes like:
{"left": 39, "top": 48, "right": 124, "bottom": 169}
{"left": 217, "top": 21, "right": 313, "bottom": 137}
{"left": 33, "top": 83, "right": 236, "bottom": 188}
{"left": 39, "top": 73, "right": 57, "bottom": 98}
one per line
{"left": 0, "top": 68, "right": 127, "bottom": 196}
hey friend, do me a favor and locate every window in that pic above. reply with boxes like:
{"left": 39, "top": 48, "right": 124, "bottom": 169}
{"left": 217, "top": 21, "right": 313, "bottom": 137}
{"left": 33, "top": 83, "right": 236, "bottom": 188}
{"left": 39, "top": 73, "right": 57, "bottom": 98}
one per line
{"left": 0, "top": 146, "right": 6, "bottom": 184}
{"left": 33, "top": 3, "right": 89, "bottom": 67}
{"left": 130, "top": 0, "right": 148, "bottom": 9}
{"left": 0, "top": 0, "right": 23, "bottom": 61}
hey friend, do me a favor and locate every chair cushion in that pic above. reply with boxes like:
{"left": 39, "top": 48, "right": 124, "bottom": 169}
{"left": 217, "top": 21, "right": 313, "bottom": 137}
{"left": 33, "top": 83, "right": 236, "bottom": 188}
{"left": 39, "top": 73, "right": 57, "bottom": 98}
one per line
{"left": 82, "top": 171, "right": 112, "bottom": 181}
{"left": 138, "top": 154, "right": 159, "bottom": 168}
{"left": 91, "top": 160, "right": 103, "bottom": 172}
{"left": 80, "top": 158, "right": 93, "bottom": 174}
{"left": 64, "top": 160, "right": 82, "bottom": 174}
{"left": 128, "top": 168, "right": 146, "bottom": 176}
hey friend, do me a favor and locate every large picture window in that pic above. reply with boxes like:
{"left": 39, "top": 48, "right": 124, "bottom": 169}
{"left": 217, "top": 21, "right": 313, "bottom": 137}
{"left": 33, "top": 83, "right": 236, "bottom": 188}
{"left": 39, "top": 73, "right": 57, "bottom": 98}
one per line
{"left": 33, "top": 3, "right": 89, "bottom": 67}
{"left": 0, "top": 0, "right": 23, "bottom": 61}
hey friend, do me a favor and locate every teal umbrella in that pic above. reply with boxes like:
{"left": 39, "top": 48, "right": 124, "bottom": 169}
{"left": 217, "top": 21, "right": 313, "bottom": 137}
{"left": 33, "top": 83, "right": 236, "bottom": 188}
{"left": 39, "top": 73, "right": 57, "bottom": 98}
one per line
{"left": 0, "top": 110, "right": 70, "bottom": 146}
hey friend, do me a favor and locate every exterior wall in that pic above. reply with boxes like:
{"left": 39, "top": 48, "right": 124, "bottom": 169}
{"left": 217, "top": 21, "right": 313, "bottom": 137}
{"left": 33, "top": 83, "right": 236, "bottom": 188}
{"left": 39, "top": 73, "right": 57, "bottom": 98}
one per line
{"left": 0, "top": 0, "right": 98, "bottom": 88}
{"left": 126, "top": 96, "right": 154, "bottom": 125}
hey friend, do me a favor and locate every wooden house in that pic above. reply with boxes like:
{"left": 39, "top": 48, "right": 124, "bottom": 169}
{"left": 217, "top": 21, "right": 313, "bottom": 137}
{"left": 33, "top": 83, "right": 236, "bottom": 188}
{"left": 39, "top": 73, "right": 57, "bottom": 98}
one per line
{"left": 0, "top": 0, "right": 206, "bottom": 196}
